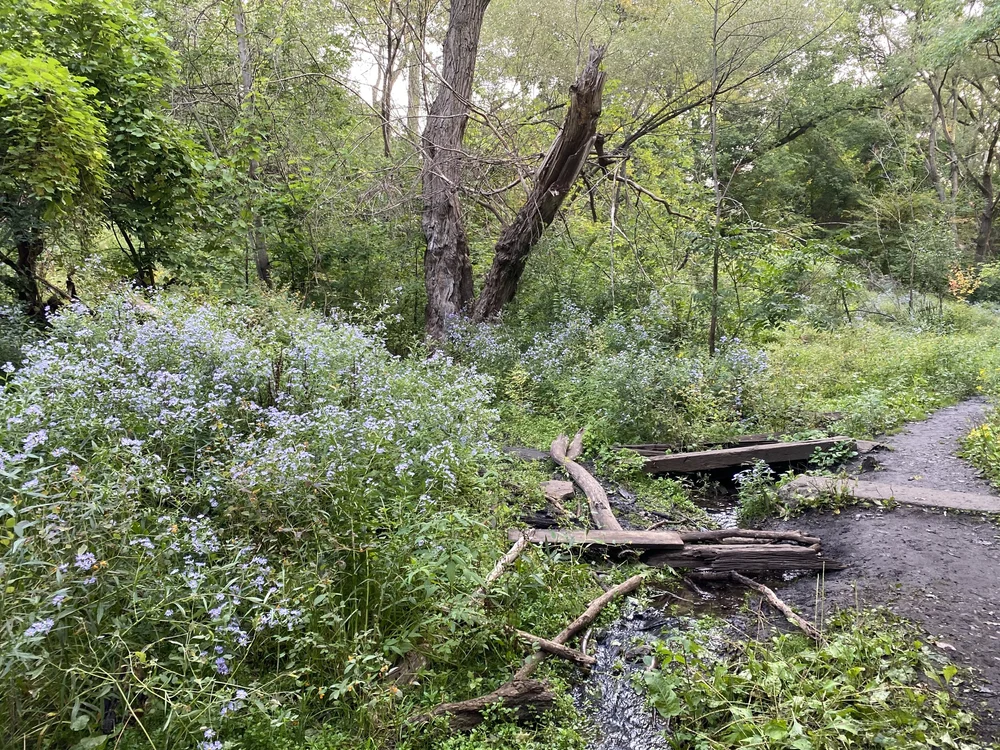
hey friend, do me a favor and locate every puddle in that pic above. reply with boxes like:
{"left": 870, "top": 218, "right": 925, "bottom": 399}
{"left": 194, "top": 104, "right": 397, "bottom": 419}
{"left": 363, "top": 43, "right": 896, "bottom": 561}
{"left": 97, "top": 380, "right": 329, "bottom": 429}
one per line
{"left": 692, "top": 493, "right": 739, "bottom": 529}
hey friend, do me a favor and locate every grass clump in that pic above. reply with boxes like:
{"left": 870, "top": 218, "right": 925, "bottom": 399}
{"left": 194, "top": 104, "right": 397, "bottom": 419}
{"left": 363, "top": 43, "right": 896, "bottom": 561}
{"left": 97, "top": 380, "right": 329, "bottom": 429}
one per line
{"left": 641, "top": 610, "right": 991, "bottom": 749}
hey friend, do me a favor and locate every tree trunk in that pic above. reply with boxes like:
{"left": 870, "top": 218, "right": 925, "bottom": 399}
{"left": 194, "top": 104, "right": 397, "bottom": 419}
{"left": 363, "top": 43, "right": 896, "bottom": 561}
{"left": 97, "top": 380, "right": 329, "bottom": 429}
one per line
{"left": 974, "top": 172, "right": 995, "bottom": 264}
{"left": 421, "top": 0, "right": 490, "bottom": 342}
{"left": 14, "top": 228, "right": 44, "bottom": 320}
{"left": 473, "top": 47, "right": 607, "bottom": 321}
{"left": 406, "top": 34, "right": 422, "bottom": 139}
{"left": 707, "top": 0, "right": 722, "bottom": 356}
{"left": 234, "top": 0, "right": 271, "bottom": 287}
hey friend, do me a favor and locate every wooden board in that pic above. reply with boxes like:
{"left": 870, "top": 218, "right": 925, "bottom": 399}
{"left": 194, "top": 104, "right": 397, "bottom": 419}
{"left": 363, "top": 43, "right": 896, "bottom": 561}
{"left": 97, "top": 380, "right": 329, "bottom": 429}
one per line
{"left": 644, "top": 543, "right": 844, "bottom": 571}
{"left": 508, "top": 528, "right": 684, "bottom": 550}
{"left": 643, "top": 437, "right": 855, "bottom": 474}
{"left": 617, "top": 434, "right": 782, "bottom": 456}
{"left": 782, "top": 475, "right": 1000, "bottom": 514}
{"left": 855, "top": 440, "right": 888, "bottom": 453}
{"left": 540, "top": 480, "right": 574, "bottom": 503}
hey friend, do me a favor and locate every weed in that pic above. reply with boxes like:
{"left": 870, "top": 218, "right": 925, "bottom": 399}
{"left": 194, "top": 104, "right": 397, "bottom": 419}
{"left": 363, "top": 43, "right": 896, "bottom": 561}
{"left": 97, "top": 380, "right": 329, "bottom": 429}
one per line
{"left": 641, "top": 609, "right": 990, "bottom": 749}
{"left": 735, "top": 460, "right": 779, "bottom": 524}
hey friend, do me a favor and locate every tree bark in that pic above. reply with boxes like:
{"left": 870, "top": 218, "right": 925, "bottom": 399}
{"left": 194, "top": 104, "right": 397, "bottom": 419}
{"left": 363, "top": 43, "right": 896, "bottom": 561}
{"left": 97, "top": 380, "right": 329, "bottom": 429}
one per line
{"left": 550, "top": 432, "right": 622, "bottom": 531}
{"left": 473, "top": 47, "right": 606, "bottom": 320}
{"left": 234, "top": 0, "right": 271, "bottom": 287}
{"left": 14, "top": 228, "right": 45, "bottom": 320}
{"left": 421, "top": 0, "right": 490, "bottom": 341}
{"left": 974, "top": 171, "right": 995, "bottom": 264}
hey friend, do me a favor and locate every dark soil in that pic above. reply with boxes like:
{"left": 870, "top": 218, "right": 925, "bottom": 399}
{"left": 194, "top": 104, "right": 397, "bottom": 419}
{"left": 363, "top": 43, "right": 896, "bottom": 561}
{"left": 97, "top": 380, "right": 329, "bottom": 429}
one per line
{"left": 772, "top": 398, "right": 1000, "bottom": 741}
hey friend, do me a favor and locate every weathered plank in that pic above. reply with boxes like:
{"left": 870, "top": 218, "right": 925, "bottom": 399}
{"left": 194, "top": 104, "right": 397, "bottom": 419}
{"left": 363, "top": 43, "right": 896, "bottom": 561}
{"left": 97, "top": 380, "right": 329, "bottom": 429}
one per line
{"left": 618, "top": 434, "right": 781, "bottom": 456}
{"left": 644, "top": 543, "right": 844, "bottom": 571}
{"left": 643, "top": 437, "right": 855, "bottom": 474}
{"left": 540, "top": 480, "right": 574, "bottom": 503}
{"left": 782, "top": 475, "right": 1000, "bottom": 514}
{"left": 678, "top": 528, "right": 821, "bottom": 545}
{"left": 508, "top": 528, "right": 684, "bottom": 550}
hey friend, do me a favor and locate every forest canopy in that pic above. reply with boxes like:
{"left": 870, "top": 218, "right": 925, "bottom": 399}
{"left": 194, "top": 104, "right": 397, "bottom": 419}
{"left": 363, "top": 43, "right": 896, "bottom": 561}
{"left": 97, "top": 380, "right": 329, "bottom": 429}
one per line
{"left": 2, "top": 0, "right": 1000, "bottom": 339}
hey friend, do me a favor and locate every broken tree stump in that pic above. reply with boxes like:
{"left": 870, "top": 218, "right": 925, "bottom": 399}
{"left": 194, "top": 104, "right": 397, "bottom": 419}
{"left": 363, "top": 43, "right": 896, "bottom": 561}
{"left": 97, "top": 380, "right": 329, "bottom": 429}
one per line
{"left": 643, "top": 437, "right": 855, "bottom": 474}
{"left": 781, "top": 475, "right": 1000, "bottom": 514}
{"left": 409, "top": 679, "right": 555, "bottom": 730}
{"left": 551, "top": 431, "right": 623, "bottom": 530}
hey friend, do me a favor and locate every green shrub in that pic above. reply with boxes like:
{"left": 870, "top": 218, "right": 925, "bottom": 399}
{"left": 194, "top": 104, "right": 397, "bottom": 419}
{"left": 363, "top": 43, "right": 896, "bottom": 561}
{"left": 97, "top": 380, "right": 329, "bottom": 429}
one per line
{"left": 642, "top": 610, "right": 987, "bottom": 749}
{"left": 0, "top": 291, "right": 573, "bottom": 749}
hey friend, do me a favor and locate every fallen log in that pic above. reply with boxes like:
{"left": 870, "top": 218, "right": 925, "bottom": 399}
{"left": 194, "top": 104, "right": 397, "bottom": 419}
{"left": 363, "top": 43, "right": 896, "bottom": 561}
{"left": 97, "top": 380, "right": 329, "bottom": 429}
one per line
{"left": 508, "top": 528, "right": 684, "bottom": 549}
{"left": 692, "top": 571, "right": 821, "bottom": 640}
{"left": 409, "top": 679, "right": 555, "bottom": 730}
{"left": 643, "top": 437, "right": 855, "bottom": 474}
{"left": 677, "top": 529, "right": 820, "bottom": 546}
{"left": 515, "top": 572, "right": 646, "bottom": 680}
{"left": 514, "top": 630, "right": 597, "bottom": 668}
{"left": 551, "top": 432, "right": 622, "bottom": 530}
{"left": 781, "top": 475, "right": 1000, "bottom": 514}
{"left": 644, "top": 543, "right": 843, "bottom": 572}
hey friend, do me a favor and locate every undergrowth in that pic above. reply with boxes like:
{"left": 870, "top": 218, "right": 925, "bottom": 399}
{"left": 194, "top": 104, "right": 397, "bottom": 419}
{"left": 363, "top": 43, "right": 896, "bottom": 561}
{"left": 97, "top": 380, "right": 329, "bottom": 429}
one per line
{"left": 446, "top": 300, "right": 1000, "bottom": 449}
{"left": 642, "top": 609, "right": 991, "bottom": 749}
{"left": 0, "top": 291, "right": 601, "bottom": 750}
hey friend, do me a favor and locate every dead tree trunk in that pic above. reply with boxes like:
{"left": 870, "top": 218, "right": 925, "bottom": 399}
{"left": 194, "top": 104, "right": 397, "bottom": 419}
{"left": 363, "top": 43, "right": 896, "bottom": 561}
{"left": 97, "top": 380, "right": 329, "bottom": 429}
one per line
{"left": 473, "top": 47, "right": 607, "bottom": 321}
{"left": 14, "top": 227, "right": 45, "bottom": 320}
{"left": 421, "top": 0, "right": 490, "bottom": 341}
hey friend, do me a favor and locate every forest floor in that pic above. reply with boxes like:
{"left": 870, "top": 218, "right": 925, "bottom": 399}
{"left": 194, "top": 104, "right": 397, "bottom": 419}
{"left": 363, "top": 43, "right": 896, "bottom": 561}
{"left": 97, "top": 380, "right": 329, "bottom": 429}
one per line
{"left": 771, "top": 398, "right": 1000, "bottom": 740}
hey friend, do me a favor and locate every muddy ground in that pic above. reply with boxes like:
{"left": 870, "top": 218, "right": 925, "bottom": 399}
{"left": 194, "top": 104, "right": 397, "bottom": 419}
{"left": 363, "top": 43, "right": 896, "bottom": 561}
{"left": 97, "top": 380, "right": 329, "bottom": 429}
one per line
{"left": 771, "top": 398, "right": 1000, "bottom": 740}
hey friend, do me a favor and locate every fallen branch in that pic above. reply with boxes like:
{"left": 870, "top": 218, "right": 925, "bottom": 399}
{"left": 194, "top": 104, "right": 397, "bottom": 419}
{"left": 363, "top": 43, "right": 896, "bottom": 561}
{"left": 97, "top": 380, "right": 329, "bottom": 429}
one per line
{"left": 514, "top": 572, "right": 646, "bottom": 680}
{"left": 551, "top": 432, "right": 622, "bottom": 531}
{"left": 409, "top": 679, "right": 555, "bottom": 730}
{"left": 508, "top": 528, "right": 683, "bottom": 549}
{"left": 514, "top": 630, "right": 597, "bottom": 668}
{"left": 471, "top": 536, "right": 529, "bottom": 606}
{"left": 692, "top": 571, "right": 821, "bottom": 640}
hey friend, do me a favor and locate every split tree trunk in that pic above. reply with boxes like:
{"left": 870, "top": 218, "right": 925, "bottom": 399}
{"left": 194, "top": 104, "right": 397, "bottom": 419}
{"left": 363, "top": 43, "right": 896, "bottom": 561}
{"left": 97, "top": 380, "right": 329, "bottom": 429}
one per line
{"left": 473, "top": 46, "right": 607, "bottom": 321}
{"left": 421, "top": 0, "right": 490, "bottom": 341}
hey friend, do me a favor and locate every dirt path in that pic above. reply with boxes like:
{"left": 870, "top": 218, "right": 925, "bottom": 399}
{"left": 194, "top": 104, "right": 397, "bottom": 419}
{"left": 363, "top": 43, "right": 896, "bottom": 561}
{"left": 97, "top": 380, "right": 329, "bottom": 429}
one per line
{"left": 774, "top": 398, "right": 1000, "bottom": 740}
